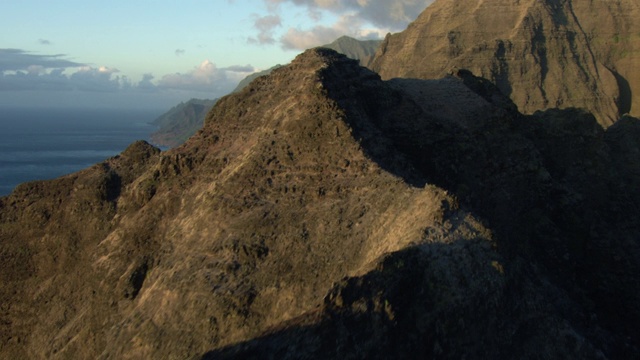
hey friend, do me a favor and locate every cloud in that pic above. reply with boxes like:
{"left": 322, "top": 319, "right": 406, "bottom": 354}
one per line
{"left": 175, "top": 49, "right": 186, "bottom": 56}
{"left": 137, "top": 73, "right": 157, "bottom": 91}
{"left": 68, "top": 66, "right": 124, "bottom": 92}
{"left": 281, "top": 25, "right": 344, "bottom": 50}
{"left": 267, "top": 0, "right": 433, "bottom": 29}
{"left": 1, "top": 59, "right": 255, "bottom": 96}
{"left": 256, "top": 0, "right": 433, "bottom": 49}
{"left": 0, "top": 64, "right": 129, "bottom": 93}
{"left": 0, "top": 49, "right": 121, "bottom": 93}
{"left": 0, "top": 48, "right": 85, "bottom": 72}
{"left": 0, "top": 48, "right": 259, "bottom": 109}
{"left": 27, "top": 65, "right": 46, "bottom": 75}
{"left": 0, "top": 68, "right": 73, "bottom": 92}
{"left": 281, "top": 12, "right": 386, "bottom": 50}
{"left": 248, "top": 14, "right": 282, "bottom": 45}
{"left": 38, "top": 39, "right": 52, "bottom": 45}
{"left": 158, "top": 60, "right": 255, "bottom": 93}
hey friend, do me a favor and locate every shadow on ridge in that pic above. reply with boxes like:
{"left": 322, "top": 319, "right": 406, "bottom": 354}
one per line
{"left": 312, "top": 52, "right": 640, "bottom": 351}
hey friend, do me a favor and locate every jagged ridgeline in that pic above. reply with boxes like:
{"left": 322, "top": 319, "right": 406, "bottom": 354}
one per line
{"left": 2, "top": 47, "right": 639, "bottom": 359}
{"left": 370, "top": 0, "right": 640, "bottom": 126}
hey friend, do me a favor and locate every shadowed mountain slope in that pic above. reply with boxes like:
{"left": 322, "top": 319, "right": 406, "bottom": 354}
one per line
{"left": 370, "top": 0, "right": 640, "bottom": 126}
{"left": 1, "top": 49, "right": 639, "bottom": 359}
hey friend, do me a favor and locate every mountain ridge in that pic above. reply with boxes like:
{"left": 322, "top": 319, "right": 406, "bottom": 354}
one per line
{"left": 1, "top": 47, "right": 639, "bottom": 359}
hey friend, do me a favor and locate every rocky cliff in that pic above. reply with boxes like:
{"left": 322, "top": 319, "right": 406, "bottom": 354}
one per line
{"left": 1, "top": 49, "right": 640, "bottom": 359}
{"left": 370, "top": 0, "right": 640, "bottom": 126}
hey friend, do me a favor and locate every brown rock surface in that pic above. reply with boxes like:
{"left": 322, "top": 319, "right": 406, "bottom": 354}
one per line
{"left": 1, "top": 49, "right": 639, "bottom": 359}
{"left": 370, "top": 0, "right": 640, "bottom": 126}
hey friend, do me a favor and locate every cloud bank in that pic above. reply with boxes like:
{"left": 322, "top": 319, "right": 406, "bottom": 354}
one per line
{"left": 0, "top": 49, "right": 85, "bottom": 72}
{"left": 268, "top": 0, "right": 432, "bottom": 29}
{"left": 157, "top": 60, "right": 254, "bottom": 93}
{"left": 254, "top": 0, "right": 433, "bottom": 50}
{"left": 0, "top": 49, "right": 256, "bottom": 110}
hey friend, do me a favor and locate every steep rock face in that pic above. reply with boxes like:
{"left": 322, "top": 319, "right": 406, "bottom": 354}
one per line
{"left": 570, "top": 1, "right": 640, "bottom": 116}
{"left": 1, "top": 49, "right": 639, "bottom": 359}
{"left": 370, "top": 0, "right": 640, "bottom": 126}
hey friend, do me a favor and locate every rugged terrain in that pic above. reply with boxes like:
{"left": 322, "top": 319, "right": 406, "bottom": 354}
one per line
{"left": 1, "top": 48, "right": 639, "bottom": 359}
{"left": 370, "top": 0, "right": 640, "bottom": 126}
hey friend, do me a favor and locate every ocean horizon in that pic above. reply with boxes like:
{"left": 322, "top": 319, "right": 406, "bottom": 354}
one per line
{"left": 0, "top": 107, "right": 160, "bottom": 196}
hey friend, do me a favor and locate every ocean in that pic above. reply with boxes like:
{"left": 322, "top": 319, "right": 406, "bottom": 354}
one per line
{"left": 0, "top": 107, "right": 159, "bottom": 197}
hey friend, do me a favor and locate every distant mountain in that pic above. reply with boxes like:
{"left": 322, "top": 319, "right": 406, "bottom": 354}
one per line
{"left": 149, "top": 98, "right": 217, "bottom": 148}
{"left": 152, "top": 36, "right": 382, "bottom": 148}
{"left": 370, "top": 0, "right": 640, "bottom": 126}
{"left": 2, "top": 48, "right": 640, "bottom": 359}
{"left": 321, "top": 35, "right": 381, "bottom": 67}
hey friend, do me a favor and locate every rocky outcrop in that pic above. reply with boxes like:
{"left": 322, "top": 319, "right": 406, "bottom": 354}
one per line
{"left": 370, "top": 0, "right": 640, "bottom": 126}
{"left": 1, "top": 49, "right": 639, "bottom": 359}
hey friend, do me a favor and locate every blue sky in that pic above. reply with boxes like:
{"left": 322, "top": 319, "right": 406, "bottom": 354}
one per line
{"left": 1, "top": 0, "right": 432, "bottom": 111}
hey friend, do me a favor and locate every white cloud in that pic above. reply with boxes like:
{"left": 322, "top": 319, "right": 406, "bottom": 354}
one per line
{"left": 281, "top": 13, "right": 387, "bottom": 50}
{"left": 267, "top": 0, "right": 432, "bottom": 29}
{"left": 257, "top": 0, "right": 433, "bottom": 49}
{"left": 248, "top": 14, "right": 282, "bottom": 45}
{"left": 281, "top": 26, "right": 340, "bottom": 50}
{"left": 27, "top": 65, "right": 46, "bottom": 75}
{"left": 0, "top": 63, "right": 125, "bottom": 93}
{"left": 0, "top": 48, "right": 258, "bottom": 109}
{"left": 157, "top": 60, "right": 255, "bottom": 93}
{"left": 68, "top": 66, "right": 124, "bottom": 92}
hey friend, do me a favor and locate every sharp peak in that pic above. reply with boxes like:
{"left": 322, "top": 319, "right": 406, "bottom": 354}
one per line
{"left": 291, "top": 47, "right": 360, "bottom": 68}
{"left": 244, "top": 47, "right": 376, "bottom": 92}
